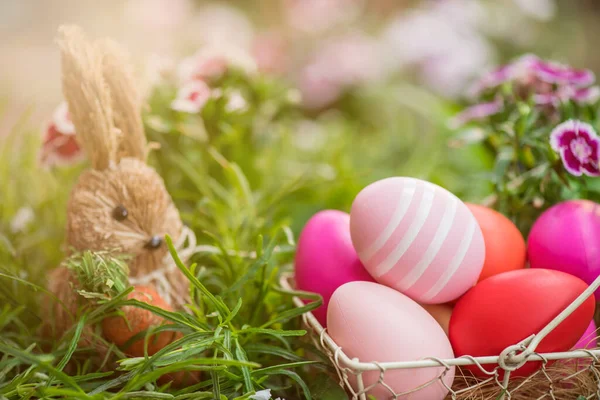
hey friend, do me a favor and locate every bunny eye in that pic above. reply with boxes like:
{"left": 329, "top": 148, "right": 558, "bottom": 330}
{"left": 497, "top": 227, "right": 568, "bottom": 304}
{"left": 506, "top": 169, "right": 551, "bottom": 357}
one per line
{"left": 112, "top": 205, "right": 129, "bottom": 221}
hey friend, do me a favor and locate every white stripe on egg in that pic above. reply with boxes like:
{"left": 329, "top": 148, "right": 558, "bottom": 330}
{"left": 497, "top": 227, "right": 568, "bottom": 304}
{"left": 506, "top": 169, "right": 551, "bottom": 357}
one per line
{"left": 375, "top": 184, "right": 436, "bottom": 277}
{"left": 420, "top": 215, "right": 477, "bottom": 301}
{"left": 396, "top": 195, "right": 458, "bottom": 290}
{"left": 358, "top": 180, "right": 418, "bottom": 262}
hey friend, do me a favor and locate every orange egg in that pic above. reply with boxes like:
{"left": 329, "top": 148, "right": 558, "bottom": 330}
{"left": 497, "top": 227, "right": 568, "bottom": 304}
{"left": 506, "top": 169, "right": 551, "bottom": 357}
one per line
{"left": 421, "top": 303, "right": 452, "bottom": 336}
{"left": 102, "top": 286, "right": 176, "bottom": 357}
{"left": 466, "top": 203, "right": 526, "bottom": 282}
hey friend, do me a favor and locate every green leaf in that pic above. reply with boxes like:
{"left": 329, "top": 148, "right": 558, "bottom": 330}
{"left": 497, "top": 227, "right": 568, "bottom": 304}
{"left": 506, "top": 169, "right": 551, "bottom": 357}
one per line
{"left": 252, "top": 361, "right": 319, "bottom": 375}
{"left": 0, "top": 343, "right": 84, "bottom": 393}
{"left": 263, "top": 369, "right": 312, "bottom": 400}
{"left": 239, "top": 328, "right": 306, "bottom": 337}
{"left": 235, "top": 339, "right": 254, "bottom": 393}
{"left": 165, "top": 235, "right": 231, "bottom": 318}
{"left": 308, "top": 373, "right": 348, "bottom": 400}
{"left": 54, "top": 316, "right": 86, "bottom": 373}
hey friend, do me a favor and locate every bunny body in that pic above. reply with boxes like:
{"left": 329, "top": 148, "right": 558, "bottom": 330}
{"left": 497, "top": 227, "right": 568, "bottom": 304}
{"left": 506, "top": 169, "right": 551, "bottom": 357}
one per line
{"left": 43, "top": 27, "right": 189, "bottom": 348}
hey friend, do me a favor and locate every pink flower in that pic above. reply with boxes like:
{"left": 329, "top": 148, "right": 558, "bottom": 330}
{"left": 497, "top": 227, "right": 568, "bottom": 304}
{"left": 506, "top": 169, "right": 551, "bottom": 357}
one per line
{"left": 252, "top": 33, "right": 288, "bottom": 75}
{"left": 550, "top": 120, "right": 600, "bottom": 177}
{"left": 171, "top": 80, "right": 211, "bottom": 113}
{"left": 178, "top": 54, "right": 228, "bottom": 82}
{"left": 39, "top": 102, "right": 83, "bottom": 167}
{"left": 469, "top": 54, "right": 537, "bottom": 96}
{"left": 298, "top": 65, "right": 344, "bottom": 110}
{"left": 449, "top": 97, "right": 504, "bottom": 128}
{"left": 534, "top": 85, "right": 600, "bottom": 106}
{"left": 382, "top": 0, "right": 492, "bottom": 98}
{"left": 470, "top": 54, "right": 596, "bottom": 97}
{"left": 177, "top": 46, "right": 257, "bottom": 84}
{"left": 52, "top": 102, "right": 75, "bottom": 135}
{"left": 531, "top": 58, "right": 595, "bottom": 87}
{"left": 298, "top": 33, "right": 383, "bottom": 109}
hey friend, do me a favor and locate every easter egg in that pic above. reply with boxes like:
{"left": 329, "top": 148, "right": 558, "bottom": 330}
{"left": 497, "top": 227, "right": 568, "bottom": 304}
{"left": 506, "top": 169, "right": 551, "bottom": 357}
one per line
{"left": 574, "top": 320, "right": 598, "bottom": 350}
{"left": 328, "top": 281, "right": 455, "bottom": 399}
{"left": 295, "top": 210, "right": 374, "bottom": 326}
{"left": 466, "top": 203, "right": 526, "bottom": 282}
{"left": 350, "top": 177, "right": 485, "bottom": 304}
{"left": 421, "top": 303, "right": 453, "bottom": 336}
{"left": 102, "top": 286, "right": 177, "bottom": 357}
{"left": 528, "top": 200, "right": 600, "bottom": 298}
{"left": 449, "top": 269, "right": 595, "bottom": 377}
{"left": 569, "top": 320, "right": 598, "bottom": 371}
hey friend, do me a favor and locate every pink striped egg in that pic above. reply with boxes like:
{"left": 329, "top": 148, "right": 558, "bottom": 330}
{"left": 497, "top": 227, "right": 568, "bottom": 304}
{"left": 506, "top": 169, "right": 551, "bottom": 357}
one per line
{"left": 350, "top": 177, "right": 485, "bottom": 304}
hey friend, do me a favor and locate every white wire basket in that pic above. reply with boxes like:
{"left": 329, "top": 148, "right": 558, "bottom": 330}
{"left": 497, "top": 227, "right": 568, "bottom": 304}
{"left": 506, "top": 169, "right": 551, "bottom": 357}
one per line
{"left": 280, "top": 273, "right": 600, "bottom": 400}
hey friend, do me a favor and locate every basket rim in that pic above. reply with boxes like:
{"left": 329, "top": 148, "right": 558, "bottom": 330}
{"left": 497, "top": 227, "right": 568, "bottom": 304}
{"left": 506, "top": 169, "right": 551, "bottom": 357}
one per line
{"left": 280, "top": 273, "right": 600, "bottom": 373}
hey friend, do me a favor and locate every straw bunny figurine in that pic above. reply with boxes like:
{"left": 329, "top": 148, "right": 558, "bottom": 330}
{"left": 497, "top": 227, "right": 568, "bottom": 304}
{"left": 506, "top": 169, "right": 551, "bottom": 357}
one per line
{"left": 44, "top": 26, "right": 190, "bottom": 352}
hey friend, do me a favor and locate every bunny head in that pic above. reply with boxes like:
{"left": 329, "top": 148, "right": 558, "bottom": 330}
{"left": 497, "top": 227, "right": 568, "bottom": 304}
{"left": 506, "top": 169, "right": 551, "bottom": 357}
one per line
{"left": 58, "top": 26, "right": 183, "bottom": 279}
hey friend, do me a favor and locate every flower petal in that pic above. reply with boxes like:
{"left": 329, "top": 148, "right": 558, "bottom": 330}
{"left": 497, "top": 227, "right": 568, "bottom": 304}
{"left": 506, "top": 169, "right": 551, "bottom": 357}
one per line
{"left": 549, "top": 119, "right": 577, "bottom": 151}
{"left": 52, "top": 101, "right": 76, "bottom": 135}
{"left": 250, "top": 389, "right": 272, "bottom": 400}
{"left": 39, "top": 123, "right": 84, "bottom": 167}
{"left": 581, "top": 161, "right": 600, "bottom": 177}
{"left": 171, "top": 80, "right": 211, "bottom": 113}
{"left": 560, "top": 146, "right": 583, "bottom": 176}
{"left": 533, "top": 92, "right": 558, "bottom": 106}
{"left": 449, "top": 98, "right": 503, "bottom": 128}
{"left": 588, "top": 135, "right": 600, "bottom": 161}
{"left": 572, "top": 86, "right": 600, "bottom": 104}
{"left": 573, "top": 120, "right": 600, "bottom": 141}
{"left": 532, "top": 59, "right": 595, "bottom": 87}
{"left": 468, "top": 64, "right": 515, "bottom": 97}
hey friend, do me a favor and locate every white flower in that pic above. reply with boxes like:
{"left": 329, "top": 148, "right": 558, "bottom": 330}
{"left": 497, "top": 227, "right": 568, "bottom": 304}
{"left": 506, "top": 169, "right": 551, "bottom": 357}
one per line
{"left": 225, "top": 91, "right": 248, "bottom": 113}
{"left": 250, "top": 389, "right": 272, "bottom": 400}
{"left": 10, "top": 207, "right": 34, "bottom": 233}
{"left": 52, "top": 102, "right": 75, "bottom": 135}
{"left": 170, "top": 81, "right": 211, "bottom": 113}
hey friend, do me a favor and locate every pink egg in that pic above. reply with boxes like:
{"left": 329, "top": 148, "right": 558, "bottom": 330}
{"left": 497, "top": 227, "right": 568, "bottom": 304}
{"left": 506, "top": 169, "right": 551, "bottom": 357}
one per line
{"left": 328, "top": 281, "right": 455, "bottom": 399}
{"left": 350, "top": 177, "right": 485, "bottom": 303}
{"left": 528, "top": 200, "right": 600, "bottom": 298}
{"left": 574, "top": 320, "right": 598, "bottom": 350}
{"left": 295, "top": 210, "right": 374, "bottom": 326}
{"left": 568, "top": 320, "right": 597, "bottom": 372}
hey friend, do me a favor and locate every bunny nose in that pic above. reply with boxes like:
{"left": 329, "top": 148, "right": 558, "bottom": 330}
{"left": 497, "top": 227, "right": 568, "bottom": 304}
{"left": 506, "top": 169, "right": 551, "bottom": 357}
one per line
{"left": 144, "top": 236, "right": 163, "bottom": 250}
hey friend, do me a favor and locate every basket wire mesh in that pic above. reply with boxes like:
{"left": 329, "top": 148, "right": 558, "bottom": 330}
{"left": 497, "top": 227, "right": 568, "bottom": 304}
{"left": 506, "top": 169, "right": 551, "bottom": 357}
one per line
{"left": 280, "top": 273, "right": 600, "bottom": 399}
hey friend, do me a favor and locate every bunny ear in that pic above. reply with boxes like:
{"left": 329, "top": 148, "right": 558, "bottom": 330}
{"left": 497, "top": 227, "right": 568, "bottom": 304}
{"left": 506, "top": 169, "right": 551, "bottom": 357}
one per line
{"left": 97, "top": 38, "right": 148, "bottom": 162}
{"left": 57, "top": 25, "right": 118, "bottom": 170}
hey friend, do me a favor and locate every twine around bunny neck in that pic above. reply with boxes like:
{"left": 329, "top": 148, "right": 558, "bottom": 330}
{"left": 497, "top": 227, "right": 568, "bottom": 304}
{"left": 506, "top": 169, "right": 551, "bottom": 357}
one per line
{"left": 129, "top": 225, "right": 197, "bottom": 307}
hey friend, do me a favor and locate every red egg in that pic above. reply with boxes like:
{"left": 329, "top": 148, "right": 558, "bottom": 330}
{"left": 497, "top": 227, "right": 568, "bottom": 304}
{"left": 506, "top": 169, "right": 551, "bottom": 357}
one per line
{"left": 449, "top": 269, "right": 595, "bottom": 377}
{"left": 466, "top": 203, "right": 526, "bottom": 282}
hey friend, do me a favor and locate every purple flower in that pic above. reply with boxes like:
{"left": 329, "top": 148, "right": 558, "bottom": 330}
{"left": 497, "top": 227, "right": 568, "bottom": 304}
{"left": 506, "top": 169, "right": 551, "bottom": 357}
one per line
{"left": 468, "top": 54, "right": 537, "bottom": 96}
{"left": 535, "top": 86, "right": 600, "bottom": 106}
{"left": 550, "top": 120, "right": 600, "bottom": 177}
{"left": 469, "top": 54, "right": 596, "bottom": 97}
{"left": 530, "top": 58, "right": 595, "bottom": 87}
{"left": 449, "top": 97, "right": 503, "bottom": 128}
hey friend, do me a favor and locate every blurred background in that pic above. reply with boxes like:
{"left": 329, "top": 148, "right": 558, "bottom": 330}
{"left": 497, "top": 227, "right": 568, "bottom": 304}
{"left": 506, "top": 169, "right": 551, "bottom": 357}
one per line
{"left": 2, "top": 0, "right": 598, "bottom": 114}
